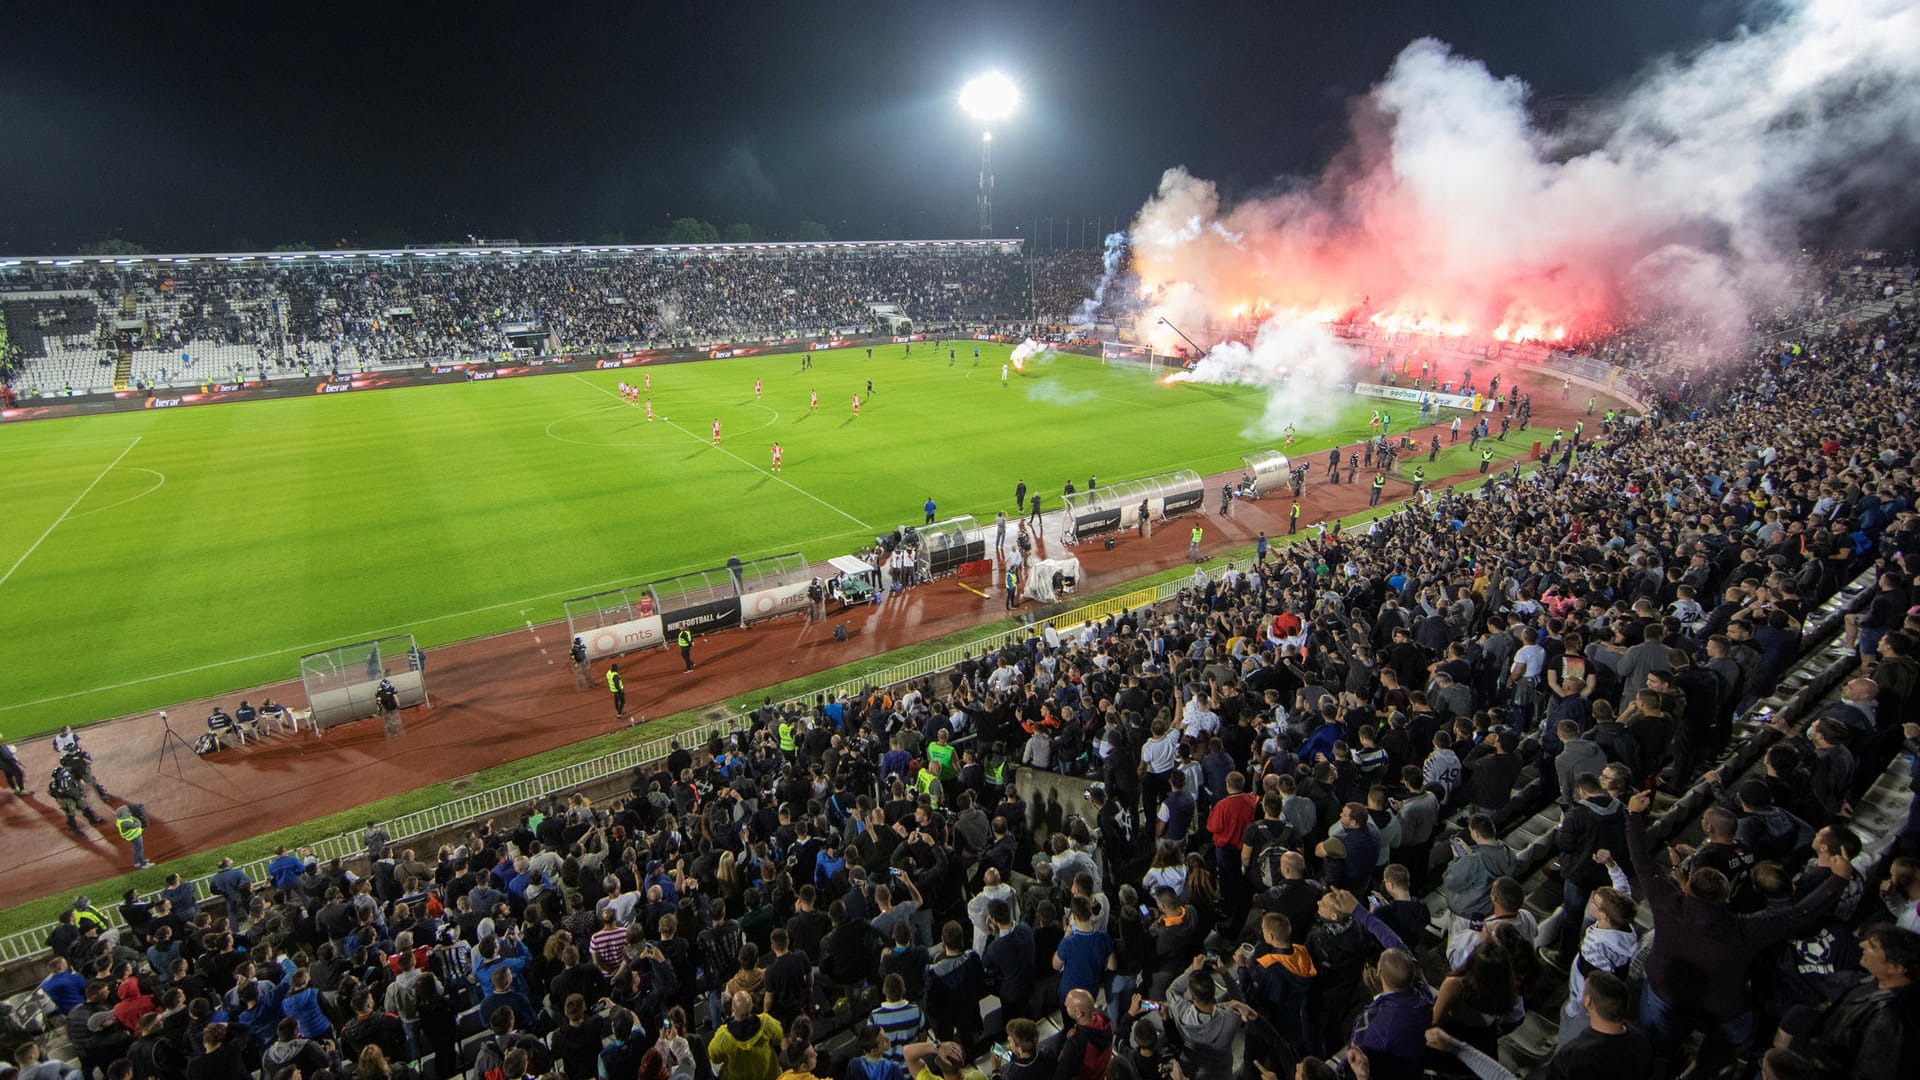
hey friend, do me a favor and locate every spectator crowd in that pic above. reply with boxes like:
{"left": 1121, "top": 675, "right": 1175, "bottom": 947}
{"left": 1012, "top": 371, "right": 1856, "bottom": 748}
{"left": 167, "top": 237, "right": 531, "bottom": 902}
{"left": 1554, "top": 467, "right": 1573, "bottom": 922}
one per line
{"left": 0, "top": 246, "right": 1030, "bottom": 394}
{"left": 9, "top": 269, "right": 1920, "bottom": 1080}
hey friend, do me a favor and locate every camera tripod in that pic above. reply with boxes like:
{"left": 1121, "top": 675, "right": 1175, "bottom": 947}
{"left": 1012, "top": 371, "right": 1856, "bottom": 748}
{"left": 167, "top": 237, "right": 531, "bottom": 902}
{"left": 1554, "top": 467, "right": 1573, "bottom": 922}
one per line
{"left": 156, "top": 710, "right": 191, "bottom": 774}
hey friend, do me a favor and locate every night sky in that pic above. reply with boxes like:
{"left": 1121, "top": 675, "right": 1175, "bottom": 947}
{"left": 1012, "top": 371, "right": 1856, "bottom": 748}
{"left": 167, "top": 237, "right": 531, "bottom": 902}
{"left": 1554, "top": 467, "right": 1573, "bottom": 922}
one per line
{"left": 0, "top": 0, "right": 1749, "bottom": 254}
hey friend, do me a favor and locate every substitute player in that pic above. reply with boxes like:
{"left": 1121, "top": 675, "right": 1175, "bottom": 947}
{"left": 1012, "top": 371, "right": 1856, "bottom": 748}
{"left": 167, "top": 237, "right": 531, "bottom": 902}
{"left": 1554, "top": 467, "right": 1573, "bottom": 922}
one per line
{"left": 771, "top": 442, "right": 783, "bottom": 472}
{"left": 711, "top": 418, "right": 722, "bottom": 445}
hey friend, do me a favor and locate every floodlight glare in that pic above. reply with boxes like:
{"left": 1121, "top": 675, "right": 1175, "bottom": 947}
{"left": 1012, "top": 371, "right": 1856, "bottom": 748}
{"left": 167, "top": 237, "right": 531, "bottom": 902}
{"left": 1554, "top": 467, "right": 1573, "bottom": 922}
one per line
{"left": 959, "top": 73, "right": 1019, "bottom": 123}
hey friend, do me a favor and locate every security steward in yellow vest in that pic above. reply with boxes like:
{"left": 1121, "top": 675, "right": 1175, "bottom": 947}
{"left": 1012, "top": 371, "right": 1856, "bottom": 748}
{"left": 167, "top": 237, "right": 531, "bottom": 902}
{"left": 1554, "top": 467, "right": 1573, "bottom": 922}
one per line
{"left": 116, "top": 804, "right": 148, "bottom": 868}
{"left": 677, "top": 628, "right": 695, "bottom": 671}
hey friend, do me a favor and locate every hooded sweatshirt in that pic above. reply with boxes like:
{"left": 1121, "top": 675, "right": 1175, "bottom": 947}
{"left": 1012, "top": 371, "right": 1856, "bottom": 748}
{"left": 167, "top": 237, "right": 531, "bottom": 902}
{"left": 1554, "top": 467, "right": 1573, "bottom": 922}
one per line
{"left": 1737, "top": 805, "right": 1807, "bottom": 863}
{"left": 1563, "top": 925, "right": 1640, "bottom": 1021}
{"left": 1441, "top": 842, "right": 1516, "bottom": 919}
{"left": 707, "top": 1013, "right": 783, "bottom": 1080}
{"left": 1556, "top": 795, "right": 1627, "bottom": 889}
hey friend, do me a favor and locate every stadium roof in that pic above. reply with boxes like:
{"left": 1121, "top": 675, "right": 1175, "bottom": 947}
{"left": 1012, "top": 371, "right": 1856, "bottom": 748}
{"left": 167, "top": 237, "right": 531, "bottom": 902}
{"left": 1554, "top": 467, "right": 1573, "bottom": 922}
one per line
{"left": 0, "top": 237, "right": 1025, "bottom": 269}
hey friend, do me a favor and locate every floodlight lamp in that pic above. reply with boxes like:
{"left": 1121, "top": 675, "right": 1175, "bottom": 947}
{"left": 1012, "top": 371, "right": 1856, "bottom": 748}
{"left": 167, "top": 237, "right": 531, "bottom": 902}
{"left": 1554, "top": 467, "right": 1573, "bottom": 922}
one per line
{"left": 959, "top": 72, "right": 1019, "bottom": 123}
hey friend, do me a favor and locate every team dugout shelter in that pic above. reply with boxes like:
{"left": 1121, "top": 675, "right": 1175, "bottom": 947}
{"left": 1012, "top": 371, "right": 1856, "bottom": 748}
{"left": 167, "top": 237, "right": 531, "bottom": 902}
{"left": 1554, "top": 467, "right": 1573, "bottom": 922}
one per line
{"left": 563, "top": 552, "right": 810, "bottom": 661}
{"left": 1061, "top": 470, "right": 1204, "bottom": 544}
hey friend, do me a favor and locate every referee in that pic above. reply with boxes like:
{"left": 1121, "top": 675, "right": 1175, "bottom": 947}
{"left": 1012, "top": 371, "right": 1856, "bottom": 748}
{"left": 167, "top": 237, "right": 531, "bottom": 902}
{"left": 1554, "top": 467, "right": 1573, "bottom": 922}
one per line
{"left": 606, "top": 665, "right": 626, "bottom": 724}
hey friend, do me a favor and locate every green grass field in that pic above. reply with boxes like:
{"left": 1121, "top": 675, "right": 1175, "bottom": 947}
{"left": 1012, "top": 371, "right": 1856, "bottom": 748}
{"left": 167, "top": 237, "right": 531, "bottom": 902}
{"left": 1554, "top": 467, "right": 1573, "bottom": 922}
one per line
{"left": 0, "top": 344, "right": 1418, "bottom": 735}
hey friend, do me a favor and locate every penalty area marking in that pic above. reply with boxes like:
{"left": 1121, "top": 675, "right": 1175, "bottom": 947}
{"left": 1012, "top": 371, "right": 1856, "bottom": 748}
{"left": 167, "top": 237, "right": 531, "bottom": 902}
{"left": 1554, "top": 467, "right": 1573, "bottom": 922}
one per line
{"left": 0, "top": 436, "right": 142, "bottom": 592}
{"left": 568, "top": 374, "right": 872, "bottom": 531}
{"left": 67, "top": 467, "right": 168, "bottom": 520}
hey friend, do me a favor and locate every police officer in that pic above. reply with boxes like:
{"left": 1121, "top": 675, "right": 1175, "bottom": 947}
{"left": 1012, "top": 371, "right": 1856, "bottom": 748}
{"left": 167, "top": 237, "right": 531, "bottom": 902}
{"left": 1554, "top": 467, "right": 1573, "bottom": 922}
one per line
{"left": 1137, "top": 499, "right": 1151, "bottom": 539}
{"left": 375, "top": 678, "right": 401, "bottom": 735}
{"left": 607, "top": 664, "right": 626, "bottom": 723}
{"left": 116, "top": 804, "right": 148, "bottom": 869}
{"left": 1480, "top": 448, "right": 1495, "bottom": 474}
{"left": 50, "top": 764, "right": 101, "bottom": 834}
{"left": 1326, "top": 448, "right": 1340, "bottom": 482}
{"left": 1370, "top": 472, "right": 1386, "bottom": 507}
{"left": 0, "top": 734, "right": 27, "bottom": 795}
{"left": 569, "top": 637, "right": 590, "bottom": 690}
{"left": 1430, "top": 435, "right": 1441, "bottom": 462}
{"left": 677, "top": 627, "right": 696, "bottom": 671}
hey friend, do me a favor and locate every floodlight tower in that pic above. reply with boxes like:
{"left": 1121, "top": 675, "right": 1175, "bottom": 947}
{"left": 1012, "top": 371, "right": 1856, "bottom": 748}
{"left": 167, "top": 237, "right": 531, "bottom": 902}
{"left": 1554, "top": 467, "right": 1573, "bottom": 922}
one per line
{"left": 959, "top": 73, "right": 1018, "bottom": 236}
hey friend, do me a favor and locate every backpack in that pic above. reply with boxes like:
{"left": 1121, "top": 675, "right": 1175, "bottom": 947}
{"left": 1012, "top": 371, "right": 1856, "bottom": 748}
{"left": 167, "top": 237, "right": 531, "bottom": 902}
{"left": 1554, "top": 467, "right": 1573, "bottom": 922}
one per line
{"left": 194, "top": 733, "right": 222, "bottom": 755}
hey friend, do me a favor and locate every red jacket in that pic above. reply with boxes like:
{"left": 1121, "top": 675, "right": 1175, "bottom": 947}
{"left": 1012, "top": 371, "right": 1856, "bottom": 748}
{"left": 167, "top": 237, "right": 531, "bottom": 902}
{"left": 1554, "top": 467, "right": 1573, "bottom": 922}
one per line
{"left": 1207, "top": 792, "right": 1259, "bottom": 851}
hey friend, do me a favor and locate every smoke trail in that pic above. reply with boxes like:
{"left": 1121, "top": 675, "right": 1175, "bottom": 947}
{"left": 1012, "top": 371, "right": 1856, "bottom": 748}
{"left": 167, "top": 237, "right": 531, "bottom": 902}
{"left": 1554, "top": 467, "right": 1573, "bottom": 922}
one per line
{"left": 1009, "top": 338, "right": 1054, "bottom": 370}
{"left": 1071, "top": 231, "right": 1132, "bottom": 328}
{"left": 1123, "top": 0, "right": 1920, "bottom": 361}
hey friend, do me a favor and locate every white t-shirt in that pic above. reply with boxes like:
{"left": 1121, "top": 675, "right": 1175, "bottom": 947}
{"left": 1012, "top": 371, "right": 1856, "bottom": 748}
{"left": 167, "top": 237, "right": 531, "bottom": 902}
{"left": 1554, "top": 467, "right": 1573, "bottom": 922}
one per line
{"left": 1512, "top": 643, "right": 1547, "bottom": 678}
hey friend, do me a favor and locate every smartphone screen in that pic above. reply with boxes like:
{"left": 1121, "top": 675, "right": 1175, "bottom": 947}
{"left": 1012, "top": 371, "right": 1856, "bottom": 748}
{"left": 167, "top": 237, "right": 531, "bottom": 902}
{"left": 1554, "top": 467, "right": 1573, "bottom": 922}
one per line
{"left": 1139, "top": 905, "right": 1153, "bottom": 918}
{"left": 991, "top": 1045, "right": 1012, "bottom": 1065}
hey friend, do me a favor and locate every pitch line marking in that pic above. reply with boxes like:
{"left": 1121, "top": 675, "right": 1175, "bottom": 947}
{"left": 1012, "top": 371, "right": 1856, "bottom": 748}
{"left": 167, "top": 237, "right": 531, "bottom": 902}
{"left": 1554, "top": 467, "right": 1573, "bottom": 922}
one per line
{"left": 567, "top": 374, "right": 872, "bottom": 531}
{"left": 67, "top": 467, "right": 168, "bottom": 520}
{"left": 0, "top": 528, "right": 871, "bottom": 716}
{"left": 0, "top": 436, "right": 142, "bottom": 592}
{"left": 543, "top": 401, "right": 780, "bottom": 449}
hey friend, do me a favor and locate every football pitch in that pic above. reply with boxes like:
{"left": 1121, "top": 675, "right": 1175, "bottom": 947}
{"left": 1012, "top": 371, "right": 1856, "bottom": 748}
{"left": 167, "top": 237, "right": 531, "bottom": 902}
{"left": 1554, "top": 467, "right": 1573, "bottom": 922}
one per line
{"left": 0, "top": 343, "right": 1396, "bottom": 735}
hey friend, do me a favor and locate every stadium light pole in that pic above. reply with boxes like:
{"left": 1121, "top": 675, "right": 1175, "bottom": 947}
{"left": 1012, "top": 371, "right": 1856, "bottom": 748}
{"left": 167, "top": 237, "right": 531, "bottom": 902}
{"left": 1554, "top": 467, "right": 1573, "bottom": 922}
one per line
{"left": 959, "top": 73, "right": 1019, "bottom": 237}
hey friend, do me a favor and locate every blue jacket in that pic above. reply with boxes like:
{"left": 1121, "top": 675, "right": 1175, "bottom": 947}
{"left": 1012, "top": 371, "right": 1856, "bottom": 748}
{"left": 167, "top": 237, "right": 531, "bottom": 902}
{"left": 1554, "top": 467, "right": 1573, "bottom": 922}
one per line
{"left": 281, "top": 985, "right": 332, "bottom": 1039}
{"left": 473, "top": 940, "right": 531, "bottom": 994}
{"left": 267, "top": 855, "right": 304, "bottom": 890}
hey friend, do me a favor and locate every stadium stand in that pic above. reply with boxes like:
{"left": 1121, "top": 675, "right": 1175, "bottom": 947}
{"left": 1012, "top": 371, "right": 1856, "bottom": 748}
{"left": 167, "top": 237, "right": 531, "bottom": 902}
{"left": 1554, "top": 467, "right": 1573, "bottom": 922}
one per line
{"left": 7, "top": 269, "right": 1920, "bottom": 1080}
{"left": 0, "top": 242, "right": 1030, "bottom": 396}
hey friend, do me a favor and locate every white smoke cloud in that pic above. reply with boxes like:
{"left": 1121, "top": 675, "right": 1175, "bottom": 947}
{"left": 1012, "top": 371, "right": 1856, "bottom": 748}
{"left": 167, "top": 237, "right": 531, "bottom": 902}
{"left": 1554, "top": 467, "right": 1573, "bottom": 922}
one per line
{"left": 1009, "top": 338, "right": 1054, "bottom": 368}
{"left": 1124, "top": 0, "right": 1920, "bottom": 368}
{"left": 1165, "top": 316, "right": 1362, "bottom": 439}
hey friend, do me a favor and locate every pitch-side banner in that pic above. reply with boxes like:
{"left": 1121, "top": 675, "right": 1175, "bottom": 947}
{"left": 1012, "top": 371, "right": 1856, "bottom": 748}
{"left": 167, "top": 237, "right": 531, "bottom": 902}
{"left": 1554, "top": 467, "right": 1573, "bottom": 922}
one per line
{"left": 1352, "top": 382, "right": 1495, "bottom": 412}
{"left": 582, "top": 614, "right": 667, "bottom": 660}
{"left": 741, "top": 581, "right": 812, "bottom": 624}
{"left": 663, "top": 599, "right": 743, "bottom": 636}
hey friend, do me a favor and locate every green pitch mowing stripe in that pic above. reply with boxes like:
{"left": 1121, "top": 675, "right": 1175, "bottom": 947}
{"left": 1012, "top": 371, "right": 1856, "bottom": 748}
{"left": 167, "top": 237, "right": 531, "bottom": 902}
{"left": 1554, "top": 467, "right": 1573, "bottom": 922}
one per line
{"left": 0, "top": 345, "right": 1386, "bottom": 734}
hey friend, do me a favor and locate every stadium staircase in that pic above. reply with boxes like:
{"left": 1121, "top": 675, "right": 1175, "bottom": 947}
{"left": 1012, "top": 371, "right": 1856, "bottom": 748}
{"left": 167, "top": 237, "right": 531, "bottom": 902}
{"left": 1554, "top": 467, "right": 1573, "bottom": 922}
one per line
{"left": 111, "top": 293, "right": 136, "bottom": 390}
